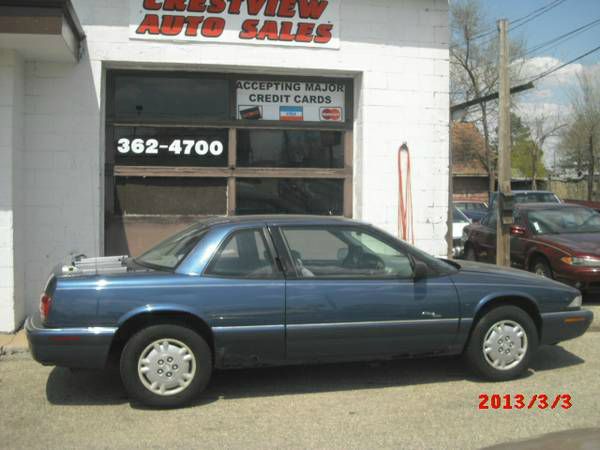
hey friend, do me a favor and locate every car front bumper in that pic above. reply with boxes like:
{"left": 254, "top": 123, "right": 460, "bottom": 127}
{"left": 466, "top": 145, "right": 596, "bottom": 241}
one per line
{"left": 25, "top": 315, "right": 116, "bottom": 369}
{"left": 554, "top": 267, "right": 600, "bottom": 293}
{"left": 539, "top": 309, "right": 593, "bottom": 345}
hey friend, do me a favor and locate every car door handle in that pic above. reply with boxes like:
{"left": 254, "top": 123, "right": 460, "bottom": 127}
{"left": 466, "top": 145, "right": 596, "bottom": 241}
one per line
{"left": 421, "top": 311, "right": 442, "bottom": 318}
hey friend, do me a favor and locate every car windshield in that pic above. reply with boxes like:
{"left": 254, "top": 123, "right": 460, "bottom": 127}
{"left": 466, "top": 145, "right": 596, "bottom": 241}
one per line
{"left": 491, "top": 192, "right": 559, "bottom": 207}
{"left": 515, "top": 193, "right": 559, "bottom": 204}
{"left": 527, "top": 207, "right": 600, "bottom": 235}
{"left": 457, "top": 202, "right": 487, "bottom": 211}
{"left": 453, "top": 207, "right": 470, "bottom": 223}
{"left": 135, "top": 224, "right": 207, "bottom": 270}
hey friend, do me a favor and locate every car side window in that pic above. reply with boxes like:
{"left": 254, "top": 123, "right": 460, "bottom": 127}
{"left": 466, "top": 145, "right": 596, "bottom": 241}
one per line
{"left": 486, "top": 211, "right": 497, "bottom": 229}
{"left": 281, "top": 227, "right": 414, "bottom": 279}
{"left": 514, "top": 212, "right": 524, "bottom": 226}
{"left": 205, "top": 229, "right": 277, "bottom": 279}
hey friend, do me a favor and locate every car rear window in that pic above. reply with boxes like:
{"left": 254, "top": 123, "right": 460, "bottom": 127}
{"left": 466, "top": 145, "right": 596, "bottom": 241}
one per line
{"left": 135, "top": 224, "right": 207, "bottom": 270}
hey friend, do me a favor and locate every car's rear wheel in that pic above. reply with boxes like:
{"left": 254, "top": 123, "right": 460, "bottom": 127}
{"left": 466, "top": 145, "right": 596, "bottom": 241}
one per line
{"left": 464, "top": 245, "right": 477, "bottom": 261}
{"left": 465, "top": 306, "right": 538, "bottom": 381}
{"left": 531, "top": 257, "right": 553, "bottom": 279}
{"left": 120, "top": 324, "right": 212, "bottom": 408}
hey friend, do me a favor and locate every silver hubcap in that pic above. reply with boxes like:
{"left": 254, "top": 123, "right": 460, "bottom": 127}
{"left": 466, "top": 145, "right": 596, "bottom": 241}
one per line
{"left": 483, "top": 320, "right": 528, "bottom": 371}
{"left": 138, "top": 338, "right": 196, "bottom": 396}
{"left": 535, "top": 266, "right": 547, "bottom": 277}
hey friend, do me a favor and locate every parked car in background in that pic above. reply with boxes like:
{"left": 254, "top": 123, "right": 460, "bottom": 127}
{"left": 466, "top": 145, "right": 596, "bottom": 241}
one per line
{"left": 462, "top": 203, "right": 600, "bottom": 294}
{"left": 452, "top": 206, "right": 471, "bottom": 257}
{"left": 562, "top": 199, "right": 600, "bottom": 213}
{"left": 27, "top": 215, "right": 592, "bottom": 408}
{"left": 488, "top": 190, "right": 560, "bottom": 210}
{"left": 455, "top": 201, "right": 488, "bottom": 223}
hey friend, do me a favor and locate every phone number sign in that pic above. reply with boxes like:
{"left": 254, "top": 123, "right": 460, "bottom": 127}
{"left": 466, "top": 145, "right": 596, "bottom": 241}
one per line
{"left": 113, "top": 127, "right": 228, "bottom": 167}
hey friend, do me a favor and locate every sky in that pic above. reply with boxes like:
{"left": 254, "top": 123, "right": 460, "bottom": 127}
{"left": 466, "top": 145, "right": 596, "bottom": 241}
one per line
{"left": 478, "top": 0, "right": 600, "bottom": 167}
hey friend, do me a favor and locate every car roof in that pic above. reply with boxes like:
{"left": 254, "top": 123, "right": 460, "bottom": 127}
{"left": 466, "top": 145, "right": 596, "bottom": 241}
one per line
{"left": 198, "top": 214, "right": 361, "bottom": 228}
{"left": 515, "top": 202, "right": 589, "bottom": 211}
{"left": 494, "top": 190, "right": 556, "bottom": 195}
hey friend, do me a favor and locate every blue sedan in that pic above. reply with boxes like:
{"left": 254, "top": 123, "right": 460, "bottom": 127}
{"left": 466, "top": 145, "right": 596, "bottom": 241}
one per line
{"left": 26, "top": 216, "right": 593, "bottom": 407}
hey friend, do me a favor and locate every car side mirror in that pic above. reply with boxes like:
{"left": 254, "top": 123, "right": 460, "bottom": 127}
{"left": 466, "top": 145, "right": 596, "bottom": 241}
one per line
{"left": 510, "top": 225, "right": 526, "bottom": 236}
{"left": 413, "top": 261, "right": 428, "bottom": 280}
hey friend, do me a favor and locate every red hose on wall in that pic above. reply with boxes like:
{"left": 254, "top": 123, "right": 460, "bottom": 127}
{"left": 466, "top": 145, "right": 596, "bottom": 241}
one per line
{"left": 398, "top": 142, "right": 414, "bottom": 244}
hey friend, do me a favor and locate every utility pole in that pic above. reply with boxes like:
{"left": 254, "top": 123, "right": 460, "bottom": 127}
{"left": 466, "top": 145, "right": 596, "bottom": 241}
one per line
{"left": 496, "top": 19, "right": 511, "bottom": 267}
{"left": 588, "top": 133, "right": 594, "bottom": 201}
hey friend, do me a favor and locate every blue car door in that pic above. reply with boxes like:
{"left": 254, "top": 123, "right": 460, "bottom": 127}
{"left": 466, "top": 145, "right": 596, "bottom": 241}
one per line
{"left": 273, "top": 225, "right": 460, "bottom": 361}
{"left": 198, "top": 226, "right": 286, "bottom": 367}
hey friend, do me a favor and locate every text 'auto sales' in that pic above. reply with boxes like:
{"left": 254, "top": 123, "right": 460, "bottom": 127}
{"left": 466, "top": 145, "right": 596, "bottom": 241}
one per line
{"left": 132, "top": 0, "right": 339, "bottom": 46}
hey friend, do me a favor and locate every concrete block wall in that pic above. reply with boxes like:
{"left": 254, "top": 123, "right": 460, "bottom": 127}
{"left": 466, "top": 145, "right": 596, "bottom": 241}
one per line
{"left": 6, "top": 0, "right": 449, "bottom": 321}
{"left": 19, "top": 59, "right": 103, "bottom": 322}
{"left": 0, "top": 49, "right": 25, "bottom": 332}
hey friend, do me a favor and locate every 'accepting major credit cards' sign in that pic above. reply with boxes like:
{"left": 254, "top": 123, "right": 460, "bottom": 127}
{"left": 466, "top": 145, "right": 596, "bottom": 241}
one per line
{"left": 237, "top": 79, "right": 345, "bottom": 122}
{"left": 129, "top": 0, "right": 340, "bottom": 48}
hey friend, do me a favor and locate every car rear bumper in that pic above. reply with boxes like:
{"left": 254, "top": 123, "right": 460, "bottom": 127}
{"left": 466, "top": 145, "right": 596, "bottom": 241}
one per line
{"left": 25, "top": 315, "right": 116, "bottom": 369}
{"left": 540, "top": 309, "right": 593, "bottom": 345}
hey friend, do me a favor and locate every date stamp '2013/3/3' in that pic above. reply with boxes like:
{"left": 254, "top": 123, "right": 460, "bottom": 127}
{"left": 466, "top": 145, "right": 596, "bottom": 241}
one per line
{"left": 479, "top": 394, "right": 572, "bottom": 410}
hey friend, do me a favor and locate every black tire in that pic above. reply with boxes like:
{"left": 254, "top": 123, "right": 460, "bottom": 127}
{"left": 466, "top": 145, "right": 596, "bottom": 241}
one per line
{"left": 531, "top": 257, "right": 553, "bottom": 279}
{"left": 120, "top": 324, "right": 212, "bottom": 408}
{"left": 464, "top": 245, "right": 477, "bottom": 261}
{"left": 465, "top": 306, "right": 538, "bottom": 381}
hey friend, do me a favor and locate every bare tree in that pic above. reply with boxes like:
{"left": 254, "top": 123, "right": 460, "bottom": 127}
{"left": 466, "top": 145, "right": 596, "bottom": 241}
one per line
{"left": 451, "top": 0, "right": 525, "bottom": 193}
{"left": 528, "top": 112, "right": 565, "bottom": 189}
{"left": 559, "top": 68, "right": 600, "bottom": 200}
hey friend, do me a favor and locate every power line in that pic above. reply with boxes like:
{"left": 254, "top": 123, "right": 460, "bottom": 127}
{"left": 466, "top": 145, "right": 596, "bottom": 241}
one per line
{"left": 473, "top": 0, "right": 569, "bottom": 49}
{"left": 524, "top": 17, "right": 600, "bottom": 56}
{"left": 452, "top": 0, "right": 569, "bottom": 47}
{"left": 528, "top": 43, "right": 600, "bottom": 82}
{"left": 510, "top": 0, "right": 567, "bottom": 31}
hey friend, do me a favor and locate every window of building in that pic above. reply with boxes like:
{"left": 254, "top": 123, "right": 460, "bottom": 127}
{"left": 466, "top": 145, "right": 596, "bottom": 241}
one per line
{"left": 237, "top": 129, "right": 343, "bottom": 168}
{"left": 105, "top": 71, "right": 353, "bottom": 256}
{"left": 236, "top": 178, "right": 343, "bottom": 215}
{"left": 110, "top": 72, "right": 230, "bottom": 121}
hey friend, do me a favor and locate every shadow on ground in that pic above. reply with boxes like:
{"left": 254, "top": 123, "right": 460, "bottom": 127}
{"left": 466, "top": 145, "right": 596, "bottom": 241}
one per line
{"left": 583, "top": 293, "right": 600, "bottom": 305}
{"left": 45, "top": 344, "right": 585, "bottom": 408}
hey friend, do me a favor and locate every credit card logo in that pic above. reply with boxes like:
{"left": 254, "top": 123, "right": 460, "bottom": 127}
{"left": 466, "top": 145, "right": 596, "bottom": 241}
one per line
{"left": 239, "top": 105, "right": 263, "bottom": 120}
{"left": 280, "top": 106, "right": 304, "bottom": 121}
{"left": 320, "top": 107, "right": 343, "bottom": 122}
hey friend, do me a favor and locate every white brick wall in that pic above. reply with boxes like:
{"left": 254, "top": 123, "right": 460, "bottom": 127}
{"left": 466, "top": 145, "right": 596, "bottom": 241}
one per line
{"left": 0, "top": 49, "right": 25, "bottom": 332}
{"left": 8, "top": 0, "right": 449, "bottom": 319}
{"left": 20, "top": 59, "right": 103, "bottom": 321}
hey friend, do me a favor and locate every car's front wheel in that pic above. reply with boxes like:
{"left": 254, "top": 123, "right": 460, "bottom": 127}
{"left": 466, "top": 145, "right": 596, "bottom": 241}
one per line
{"left": 465, "top": 306, "right": 538, "bottom": 381}
{"left": 464, "top": 244, "right": 477, "bottom": 261}
{"left": 531, "top": 257, "right": 553, "bottom": 279}
{"left": 120, "top": 324, "right": 212, "bottom": 408}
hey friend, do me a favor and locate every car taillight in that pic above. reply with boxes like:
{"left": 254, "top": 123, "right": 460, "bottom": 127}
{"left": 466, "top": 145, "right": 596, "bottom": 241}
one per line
{"left": 40, "top": 293, "right": 52, "bottom": 321}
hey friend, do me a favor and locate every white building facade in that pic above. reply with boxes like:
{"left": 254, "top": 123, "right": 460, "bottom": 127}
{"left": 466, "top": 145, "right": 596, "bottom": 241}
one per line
{"left": 0, "top": 0, "right": 449, "bottom": 332}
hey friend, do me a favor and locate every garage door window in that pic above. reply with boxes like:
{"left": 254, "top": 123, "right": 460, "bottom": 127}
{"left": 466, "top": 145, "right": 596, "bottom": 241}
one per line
{"left": 105, "top": 71, "right": 353, "bottom": 256}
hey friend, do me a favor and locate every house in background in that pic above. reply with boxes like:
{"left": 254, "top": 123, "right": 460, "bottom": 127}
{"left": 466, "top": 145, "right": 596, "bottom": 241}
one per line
{"left": 452, "top": 122, "right": 489, "bottom": 203}
{"left": 452, "top": 122, "right": 549, "bottom": 204}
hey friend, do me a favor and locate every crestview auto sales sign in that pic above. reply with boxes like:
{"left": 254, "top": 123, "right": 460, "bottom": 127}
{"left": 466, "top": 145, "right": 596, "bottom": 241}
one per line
{"left": 129, "top": 0, "right": 340, "bottom": 48}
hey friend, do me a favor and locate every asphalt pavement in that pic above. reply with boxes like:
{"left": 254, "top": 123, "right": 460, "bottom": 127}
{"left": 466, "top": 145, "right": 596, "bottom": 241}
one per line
{"left": 1, "top": 331, "right": 599, "bottom": 449}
